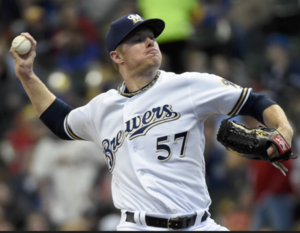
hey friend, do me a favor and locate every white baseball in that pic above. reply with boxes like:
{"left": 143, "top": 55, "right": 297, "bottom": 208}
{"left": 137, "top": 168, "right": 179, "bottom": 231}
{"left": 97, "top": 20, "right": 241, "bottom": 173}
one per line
{"left": 11, "top": 35, "right": 32, "bottom": 55}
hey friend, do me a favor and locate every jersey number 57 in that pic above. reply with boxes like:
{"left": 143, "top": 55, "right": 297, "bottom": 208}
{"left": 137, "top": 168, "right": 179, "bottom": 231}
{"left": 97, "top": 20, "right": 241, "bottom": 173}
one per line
{"left": 156, "top": 131, "right": 190, "bottom": 162}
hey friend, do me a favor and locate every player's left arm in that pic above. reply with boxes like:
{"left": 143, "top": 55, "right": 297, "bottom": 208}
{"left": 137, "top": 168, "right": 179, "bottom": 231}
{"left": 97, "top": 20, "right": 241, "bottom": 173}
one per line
{"left": 262, "top": 105, "right": 293, "bottom": 145}
{"left": 239, "top": 93, "right": 293, "bottom": 158}
{"left": 262, "top": 104, "right": 293, "bottom": 157}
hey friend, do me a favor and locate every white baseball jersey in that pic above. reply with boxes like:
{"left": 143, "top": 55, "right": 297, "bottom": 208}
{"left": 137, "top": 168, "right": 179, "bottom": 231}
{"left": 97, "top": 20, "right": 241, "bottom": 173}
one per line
{"left": 63, "top": 70, "right": 251, "bottom": 226}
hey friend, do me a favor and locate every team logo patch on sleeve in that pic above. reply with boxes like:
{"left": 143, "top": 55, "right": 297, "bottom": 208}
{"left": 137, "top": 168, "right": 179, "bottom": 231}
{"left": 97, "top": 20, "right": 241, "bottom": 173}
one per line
{"left": 221, "top": 78, "right": 240, "bottom": 89}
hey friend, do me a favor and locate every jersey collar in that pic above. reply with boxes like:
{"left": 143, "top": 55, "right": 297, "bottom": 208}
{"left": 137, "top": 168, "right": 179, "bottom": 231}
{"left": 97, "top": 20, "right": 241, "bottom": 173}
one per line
{"left": 118, "top": 71, "right": 160, "bottom": 98}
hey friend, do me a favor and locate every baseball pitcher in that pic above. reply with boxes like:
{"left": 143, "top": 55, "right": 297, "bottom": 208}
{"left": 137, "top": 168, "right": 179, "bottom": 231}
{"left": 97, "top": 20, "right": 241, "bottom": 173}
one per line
{"left": 10, "top": 14, "right": 294, "bottom": 231}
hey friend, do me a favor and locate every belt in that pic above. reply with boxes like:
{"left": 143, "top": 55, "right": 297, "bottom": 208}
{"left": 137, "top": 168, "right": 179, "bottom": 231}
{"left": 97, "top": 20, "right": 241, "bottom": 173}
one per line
{"left": 125, "top": 211, "right": 208, "bottom": 230}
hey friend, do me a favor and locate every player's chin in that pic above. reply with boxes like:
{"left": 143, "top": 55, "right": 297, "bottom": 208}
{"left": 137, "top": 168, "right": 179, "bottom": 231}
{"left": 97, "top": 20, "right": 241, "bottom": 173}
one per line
{"left": 147, "top": 54, "right": 162, "bottom": 65}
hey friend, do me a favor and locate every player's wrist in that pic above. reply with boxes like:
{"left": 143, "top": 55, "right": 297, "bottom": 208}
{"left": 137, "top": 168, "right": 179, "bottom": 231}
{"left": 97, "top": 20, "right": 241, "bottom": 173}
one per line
{"left": 276, "top": 124, "right": 293, "bottom": 146}
{"left": 19, "top": 71, "right": 37, "bottom": 83}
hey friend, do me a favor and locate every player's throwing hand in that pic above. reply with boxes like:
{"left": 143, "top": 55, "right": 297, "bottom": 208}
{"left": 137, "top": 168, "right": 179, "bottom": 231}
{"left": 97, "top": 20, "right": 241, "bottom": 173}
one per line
{"left": 10, "top": 33, "right": 37, "bottom": 81}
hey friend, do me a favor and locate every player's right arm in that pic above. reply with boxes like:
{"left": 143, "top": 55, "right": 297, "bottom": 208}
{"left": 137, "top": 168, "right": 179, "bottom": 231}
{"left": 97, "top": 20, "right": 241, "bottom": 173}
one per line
{"left": 10, "top": 33, "right": 77, "bottom": 140}
{"left": 10, "top": 33, "right": 97, "bottom": 141}
{"left": 9, "top": 33, "right": 56, "bottom": 117}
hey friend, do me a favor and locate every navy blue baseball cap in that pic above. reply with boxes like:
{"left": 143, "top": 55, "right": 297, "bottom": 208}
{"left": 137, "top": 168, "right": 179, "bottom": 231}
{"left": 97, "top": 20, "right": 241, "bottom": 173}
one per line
{"left": 105, "top": 14, "right": 165, "bottom": 53}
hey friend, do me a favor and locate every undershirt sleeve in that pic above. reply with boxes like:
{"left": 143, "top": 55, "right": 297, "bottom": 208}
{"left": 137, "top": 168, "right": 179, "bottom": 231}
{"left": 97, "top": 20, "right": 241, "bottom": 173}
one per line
{"left": 239, "top": 92, "right": 277, "bottom": 125}
{"left": 39, "top": 98, "right": 74, "bottom": 140}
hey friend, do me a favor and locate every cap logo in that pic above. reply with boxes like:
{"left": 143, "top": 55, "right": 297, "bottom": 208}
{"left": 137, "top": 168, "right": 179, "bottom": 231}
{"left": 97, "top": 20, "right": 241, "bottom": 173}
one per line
{"left": 127, "top": 14, "right": 144, "bottom": 24}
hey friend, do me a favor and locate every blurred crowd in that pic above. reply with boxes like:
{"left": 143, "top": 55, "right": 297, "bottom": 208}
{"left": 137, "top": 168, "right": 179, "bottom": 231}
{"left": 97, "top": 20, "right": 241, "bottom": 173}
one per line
{"left": 0, "top": 0, "right": 300, "bottom": 231}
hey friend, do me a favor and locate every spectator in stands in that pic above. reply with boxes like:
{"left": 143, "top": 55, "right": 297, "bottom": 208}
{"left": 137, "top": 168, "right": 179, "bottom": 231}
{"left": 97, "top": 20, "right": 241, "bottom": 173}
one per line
{"left": 260, "top": 34, "right": 300, "bottom": 114}
{"left": 137, "top": 0, "right": 203, "bottom": 73}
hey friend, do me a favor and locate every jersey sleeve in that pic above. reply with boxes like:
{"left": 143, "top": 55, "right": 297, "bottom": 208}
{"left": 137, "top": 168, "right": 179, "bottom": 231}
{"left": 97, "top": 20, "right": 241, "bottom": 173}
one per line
{"left": 63, "top": 97, "right": 99, "bottom": 141}
{"left": 188, "top": 72, "right": 252, "bottom": 120}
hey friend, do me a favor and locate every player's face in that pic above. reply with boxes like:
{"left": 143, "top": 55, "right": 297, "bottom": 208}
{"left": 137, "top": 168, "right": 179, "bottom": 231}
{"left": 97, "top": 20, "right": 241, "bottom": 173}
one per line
{"left": 120, "top": 27, "right": 162, "bottom": 71}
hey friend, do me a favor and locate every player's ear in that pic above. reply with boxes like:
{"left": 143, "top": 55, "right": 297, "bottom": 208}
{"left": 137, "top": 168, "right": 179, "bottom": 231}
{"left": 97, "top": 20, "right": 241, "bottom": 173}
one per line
{"left": 110, "top": 50, "right": 123, "bottom": 65}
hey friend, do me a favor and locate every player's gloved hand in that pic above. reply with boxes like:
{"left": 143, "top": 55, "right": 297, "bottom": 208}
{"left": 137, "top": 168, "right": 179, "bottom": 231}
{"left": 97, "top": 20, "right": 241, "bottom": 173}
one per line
{"left": 217, "top": 118, "right": 297, "bottom": 176}
{"left": 267, "top": 124, "right": 293, "bottom": 159}
{"left": 267, "top": 144, "right": 278, "bottom": 159}
{"left": 9, "top": 33, "right": 37, "bottom": 82}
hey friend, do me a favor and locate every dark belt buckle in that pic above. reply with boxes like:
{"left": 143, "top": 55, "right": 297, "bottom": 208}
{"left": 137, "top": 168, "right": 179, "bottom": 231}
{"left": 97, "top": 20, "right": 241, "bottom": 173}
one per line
{"left": 167, "top": 216, "right": 184, "bottom": 230}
